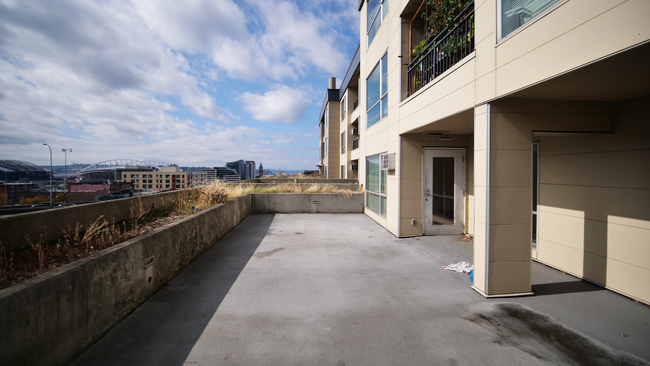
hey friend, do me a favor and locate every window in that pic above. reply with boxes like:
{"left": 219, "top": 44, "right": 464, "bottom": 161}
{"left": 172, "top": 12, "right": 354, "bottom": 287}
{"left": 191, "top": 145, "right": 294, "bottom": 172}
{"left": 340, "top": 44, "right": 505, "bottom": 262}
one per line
{"left": 367, "top": 0, "right": 388, "bottom": 46}
{"left": 366, "top": 154, "right": 387, "bottom": 216}
{"left": 367, "top": 52, "right": 388, "bottom": 128}
{"left": 325, "top": 137, "right": 328, "bottom": 157}
{"left": 341, "top": 96, "right": 346, "bottom": 121}
{"left": 500, "top": 0, "right": 560, "bottom": 38}
{"left": 325, "top": 106, "right": 329, "bottom": 129}
{"left": 341, "top": 131, "right": 346, "bottom": 155}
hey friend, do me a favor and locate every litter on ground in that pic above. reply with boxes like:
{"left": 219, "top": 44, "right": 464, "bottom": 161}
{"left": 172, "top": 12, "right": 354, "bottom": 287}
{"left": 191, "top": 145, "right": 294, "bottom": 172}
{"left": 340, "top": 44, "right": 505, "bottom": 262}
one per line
{"left": 442, "top": 261, "right": 473, "bottom": 274}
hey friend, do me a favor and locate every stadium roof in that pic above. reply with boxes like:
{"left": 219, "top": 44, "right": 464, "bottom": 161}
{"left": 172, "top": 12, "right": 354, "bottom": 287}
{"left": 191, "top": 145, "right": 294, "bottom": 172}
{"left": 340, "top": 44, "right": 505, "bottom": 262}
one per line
{"left": 0, "top": 160, "right": 47, "bottom": 172}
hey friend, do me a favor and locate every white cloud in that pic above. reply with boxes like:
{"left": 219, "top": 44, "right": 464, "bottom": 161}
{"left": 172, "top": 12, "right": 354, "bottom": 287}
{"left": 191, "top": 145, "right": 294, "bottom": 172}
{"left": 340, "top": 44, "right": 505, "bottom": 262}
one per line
{"left": 0, "top": 0, "right": 229, "bottom": 126}
{"left": 238, "top": 85, "right": 312, "bottom": 123}
{"left": 132, "top": 0, "right": 249, "bottom": 54}
{"left": 0, "top": 0, "right": 356, "bottom": 169}
{"left": 209, "top": 0, "right": 351, "bottom": 81}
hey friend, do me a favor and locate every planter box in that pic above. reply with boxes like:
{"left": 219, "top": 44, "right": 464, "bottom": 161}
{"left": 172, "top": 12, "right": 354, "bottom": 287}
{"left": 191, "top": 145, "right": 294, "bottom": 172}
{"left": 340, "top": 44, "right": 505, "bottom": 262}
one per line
{"left": 0, "top": 192, "right": 363, "bottom": 366}
{"left": 0, "top": 195, "right": 252, "bottom": 366}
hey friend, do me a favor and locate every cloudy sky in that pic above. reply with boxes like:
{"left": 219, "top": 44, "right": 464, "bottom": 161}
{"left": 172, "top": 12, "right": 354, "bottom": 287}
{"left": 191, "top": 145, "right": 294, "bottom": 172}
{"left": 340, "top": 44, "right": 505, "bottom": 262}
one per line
{"left": 0, "top": 0, "right": 359, "bottom": 170}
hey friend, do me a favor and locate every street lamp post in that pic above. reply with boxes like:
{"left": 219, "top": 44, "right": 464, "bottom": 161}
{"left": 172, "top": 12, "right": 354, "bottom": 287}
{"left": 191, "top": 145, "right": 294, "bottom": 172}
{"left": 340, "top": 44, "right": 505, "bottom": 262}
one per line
{"left": 61, "top": 148, "right": 72, "bottom": 202}
{"left": 2, "top": 170, "right": 6, "bottom": 207}
{"left": 43, "top": 143, "right": 53, "bottom": 207}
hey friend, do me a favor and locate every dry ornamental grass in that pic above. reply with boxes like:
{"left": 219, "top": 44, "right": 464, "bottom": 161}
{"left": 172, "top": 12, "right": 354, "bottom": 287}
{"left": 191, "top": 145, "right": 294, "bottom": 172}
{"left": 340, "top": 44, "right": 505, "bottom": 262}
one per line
{"left": 0, "top": 181, "right": 359, "bottom": 289}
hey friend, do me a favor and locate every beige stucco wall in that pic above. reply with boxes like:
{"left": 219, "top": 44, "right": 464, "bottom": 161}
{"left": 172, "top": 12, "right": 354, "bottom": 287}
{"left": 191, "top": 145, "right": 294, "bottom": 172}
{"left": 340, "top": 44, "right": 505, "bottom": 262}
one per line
{"left": 360, "top": 0, "right": 402, "bottom": 235}
{"left": 493, "top": 0, "right": 650, "bottom": 99}
{"left": 471, "top": 0, "right": 650, "bottom": 104}
{"left": 473, "top": 100, "right": 614, "bottom": 296}
{"left": 535, "top": 96, "right": 650, "bottom": 304}
{"left": 326, "top": 102, "right": 341, "bottom": 178}
{"left": 356, "top": 0, "right": 649, "bottom": 247}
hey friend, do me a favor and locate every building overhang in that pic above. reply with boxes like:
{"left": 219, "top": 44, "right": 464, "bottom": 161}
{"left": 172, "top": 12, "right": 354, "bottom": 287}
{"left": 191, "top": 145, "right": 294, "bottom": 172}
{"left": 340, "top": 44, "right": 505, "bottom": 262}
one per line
{"left": 318, "top": 89, "right": 340, "bottom": 125}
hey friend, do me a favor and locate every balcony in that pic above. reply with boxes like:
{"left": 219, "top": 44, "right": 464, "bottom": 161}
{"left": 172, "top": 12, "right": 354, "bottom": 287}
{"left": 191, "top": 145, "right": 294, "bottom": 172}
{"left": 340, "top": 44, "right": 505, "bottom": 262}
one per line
{"left": 407, "top": 2, "right": 475, "bottom": 97}
{"left": 352, "top": 138, "right": 359, "bottom": 150}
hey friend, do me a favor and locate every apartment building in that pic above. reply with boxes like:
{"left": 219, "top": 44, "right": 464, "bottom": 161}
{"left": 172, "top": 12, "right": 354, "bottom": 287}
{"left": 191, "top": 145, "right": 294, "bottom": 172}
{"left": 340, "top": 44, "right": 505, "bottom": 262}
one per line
{"left": 189, "top": 171, "right": 208, "bottom": 187}
{"left": 327, "top": 0, "right": 650, "bottom": 303}
{"left": 120, "top": 165, "right": 187, "bottom": 191}
{"left": 318, "top": 77, "right": 342, "bottom": 178}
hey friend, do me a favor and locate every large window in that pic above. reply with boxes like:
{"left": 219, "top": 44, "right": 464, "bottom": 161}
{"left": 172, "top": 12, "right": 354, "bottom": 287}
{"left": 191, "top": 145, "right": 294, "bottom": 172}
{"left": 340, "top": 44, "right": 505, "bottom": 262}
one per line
{"left": 500, "top": 0, "right": 561, "bottom": 38}
{"left": 341, "top": 96, "right": 346, "bottom": 121}
{"left": 367, "top": 0, "right": 388, "bottom": 46}
{"left": 367, "top": 52, "right": 388, "bottom": 128}
{"left": 366, "top": 154, "right": 387, "bottom": 217}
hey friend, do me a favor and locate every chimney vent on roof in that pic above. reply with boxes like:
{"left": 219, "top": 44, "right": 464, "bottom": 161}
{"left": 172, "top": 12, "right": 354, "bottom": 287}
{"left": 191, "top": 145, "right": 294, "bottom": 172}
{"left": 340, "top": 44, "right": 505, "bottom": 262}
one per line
{"left": 329, "top": 77, "right": 336, "bottom": 89}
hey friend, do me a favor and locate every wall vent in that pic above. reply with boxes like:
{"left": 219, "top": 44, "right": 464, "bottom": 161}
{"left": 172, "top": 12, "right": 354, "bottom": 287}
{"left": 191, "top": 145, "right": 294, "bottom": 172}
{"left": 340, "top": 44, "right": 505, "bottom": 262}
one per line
{"left": 144, "top": 256, "right": 154, "bottom": 269}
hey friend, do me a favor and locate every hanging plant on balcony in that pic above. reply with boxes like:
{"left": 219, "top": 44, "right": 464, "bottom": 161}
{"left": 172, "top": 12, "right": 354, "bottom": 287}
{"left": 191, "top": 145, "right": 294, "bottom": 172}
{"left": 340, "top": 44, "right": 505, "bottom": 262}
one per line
{"left": 422, "top": 0, "right": 472, "bottom": 39}
{"left": 412, "top": 39, "right": 429, "bottom": 57}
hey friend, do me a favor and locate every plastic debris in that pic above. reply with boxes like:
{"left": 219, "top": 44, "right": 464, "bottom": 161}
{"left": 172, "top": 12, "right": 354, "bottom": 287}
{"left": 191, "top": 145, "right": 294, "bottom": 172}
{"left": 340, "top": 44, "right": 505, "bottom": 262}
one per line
{"left": 441, "top": 261, "right": 473, "bottom": 274}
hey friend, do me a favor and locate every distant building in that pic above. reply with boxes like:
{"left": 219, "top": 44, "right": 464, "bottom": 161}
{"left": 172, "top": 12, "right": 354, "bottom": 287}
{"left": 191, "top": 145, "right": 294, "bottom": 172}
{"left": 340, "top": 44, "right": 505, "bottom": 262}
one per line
{"left": 189, "top": 171, "right": 208, "bottom": 187}
{"left": 258, "top": 162, "right": 263, "bottom": 178}
{"left": 226, "top": 160, "right": 245, "bottom": 180}
{"left": 79, "top": 159, "right": 168, "bottom": 183}
{"left": 0, "top": 160, "right": 50, "bottom": 182}
{"left": 226, "top": 159, "right": 255, "bottom": 180}
{"left": 120, "top": 165, "right": 187, "bottom": 191}
{"left": 245, "top": 161, "right": 256, "bottom": 180}
{"left": 205, "top": 167, "right": 239, "bottom": 181}
{"left": 222, "top": 175, "right": 241, "bottom": 183}
{"left": 0, "top": 182, "right": 41, "bottom": 205}
{"left": 68, "top": 182, "right": 133, "bottom": 203}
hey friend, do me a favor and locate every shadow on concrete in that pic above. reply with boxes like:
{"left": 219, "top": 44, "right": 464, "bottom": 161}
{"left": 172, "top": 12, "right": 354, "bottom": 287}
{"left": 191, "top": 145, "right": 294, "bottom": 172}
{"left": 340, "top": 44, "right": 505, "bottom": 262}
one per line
{"left": 69, "top": 214, "right": 275, "bottom": 366}
{"left": 532, "top": 280, "right": 604, "bottom": 296}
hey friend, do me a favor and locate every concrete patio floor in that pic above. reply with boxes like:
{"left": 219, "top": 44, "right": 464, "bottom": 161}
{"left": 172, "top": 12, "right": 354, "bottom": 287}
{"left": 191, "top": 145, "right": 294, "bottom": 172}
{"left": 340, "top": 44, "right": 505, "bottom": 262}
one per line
{"left": 70, "top": 214, "right": 650, "bottom": 366}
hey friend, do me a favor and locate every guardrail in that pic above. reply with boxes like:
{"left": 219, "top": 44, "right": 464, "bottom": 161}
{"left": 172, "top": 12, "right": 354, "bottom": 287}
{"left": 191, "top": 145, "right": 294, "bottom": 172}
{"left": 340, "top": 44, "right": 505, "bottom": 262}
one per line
{"left": 407, "top": 2, "right": 475, "bottom": 97}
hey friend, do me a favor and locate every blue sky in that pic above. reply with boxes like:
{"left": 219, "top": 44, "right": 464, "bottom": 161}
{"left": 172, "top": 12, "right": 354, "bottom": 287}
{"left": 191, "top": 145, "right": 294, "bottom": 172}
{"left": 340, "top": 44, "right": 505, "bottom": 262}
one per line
{"left": 0, "top": 0, "right": 360, "bottom": 170}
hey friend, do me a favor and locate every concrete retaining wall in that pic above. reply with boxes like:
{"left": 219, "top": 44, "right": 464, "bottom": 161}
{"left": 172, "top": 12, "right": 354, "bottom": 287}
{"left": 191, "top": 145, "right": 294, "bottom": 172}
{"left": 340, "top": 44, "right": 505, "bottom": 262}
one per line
{"left": 253, "top": 178, "right": 358, "bottom": 184}
{"left": 239, "top": 183, "right": 360, "bottom": 190}
{"left": 0, "top": 192, "right": 363, "bottom": 366}
{"left": 0, "top": 190, "right": 191, "bottom": 251}
{"left": 0, "top": 194, "right": 252, "bottom": 366}
{"left": 252, "top": 193, "right": 363, "bottom": 214}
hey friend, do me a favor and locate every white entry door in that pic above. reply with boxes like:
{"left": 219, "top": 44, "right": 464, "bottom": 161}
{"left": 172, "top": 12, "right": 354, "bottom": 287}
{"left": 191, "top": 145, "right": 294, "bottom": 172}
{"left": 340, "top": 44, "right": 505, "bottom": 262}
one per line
{"left": 423, "top": 148, "right": 465, "bottom": 235}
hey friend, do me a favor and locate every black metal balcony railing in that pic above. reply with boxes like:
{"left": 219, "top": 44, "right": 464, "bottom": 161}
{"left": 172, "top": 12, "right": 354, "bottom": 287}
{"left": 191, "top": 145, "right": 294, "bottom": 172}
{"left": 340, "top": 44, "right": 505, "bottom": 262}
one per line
{"left": 352, "top": 100, "right": 359, "bottom": 111}
{"left": 407, "top": 3, "right": 475, "bottom": 97}
{"left": 352, "top": 138, "right": 359, "bottom": 150}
